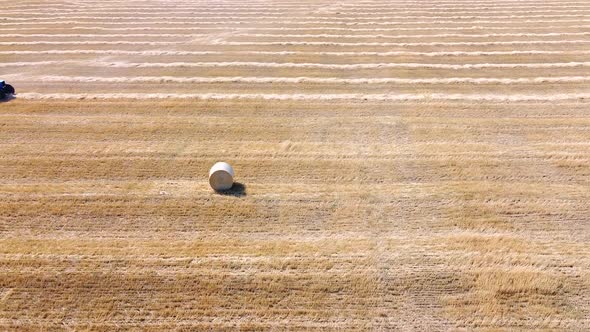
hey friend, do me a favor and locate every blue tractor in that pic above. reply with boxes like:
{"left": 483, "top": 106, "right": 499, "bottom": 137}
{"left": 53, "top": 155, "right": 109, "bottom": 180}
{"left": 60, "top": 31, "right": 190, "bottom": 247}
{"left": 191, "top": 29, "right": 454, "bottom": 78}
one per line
{"left": 0, "top": 80, "right": 15, "bottom": 100}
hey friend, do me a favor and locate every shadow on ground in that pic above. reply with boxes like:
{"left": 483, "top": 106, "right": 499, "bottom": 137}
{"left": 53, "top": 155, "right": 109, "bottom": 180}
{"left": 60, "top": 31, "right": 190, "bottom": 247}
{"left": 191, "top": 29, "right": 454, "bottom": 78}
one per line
{"left": 0, "top": 95, "right": 16, "bottom": 103}
{"left": 216, "top": 182, "right": 247, "bottom": 197}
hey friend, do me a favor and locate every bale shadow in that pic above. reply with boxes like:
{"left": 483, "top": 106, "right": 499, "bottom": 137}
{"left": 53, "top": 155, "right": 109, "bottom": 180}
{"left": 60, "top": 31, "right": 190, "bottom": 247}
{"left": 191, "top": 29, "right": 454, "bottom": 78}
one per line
{"left": 216, "top": 182, "right": 247, "bottom": 197}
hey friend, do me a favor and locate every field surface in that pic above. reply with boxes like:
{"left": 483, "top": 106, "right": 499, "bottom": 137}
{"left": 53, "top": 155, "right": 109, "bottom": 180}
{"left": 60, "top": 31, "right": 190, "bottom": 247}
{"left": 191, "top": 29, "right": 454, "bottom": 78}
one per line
{"left": 1, "top": 0, "right": 590, "bottom": 330}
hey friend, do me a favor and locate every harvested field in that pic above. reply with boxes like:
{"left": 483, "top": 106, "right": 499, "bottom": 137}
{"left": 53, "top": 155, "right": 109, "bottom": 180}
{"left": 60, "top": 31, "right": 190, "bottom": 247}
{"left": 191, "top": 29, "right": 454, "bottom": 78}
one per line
{"left": 1, "top": 0, "right": 589, "bottom": 330}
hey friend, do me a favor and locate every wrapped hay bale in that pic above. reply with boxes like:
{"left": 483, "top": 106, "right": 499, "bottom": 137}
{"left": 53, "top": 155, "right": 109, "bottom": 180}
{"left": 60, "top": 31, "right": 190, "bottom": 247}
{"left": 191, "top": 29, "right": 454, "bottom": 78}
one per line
{"left": 209, "top": 162, "right": 235, "bottom": 191}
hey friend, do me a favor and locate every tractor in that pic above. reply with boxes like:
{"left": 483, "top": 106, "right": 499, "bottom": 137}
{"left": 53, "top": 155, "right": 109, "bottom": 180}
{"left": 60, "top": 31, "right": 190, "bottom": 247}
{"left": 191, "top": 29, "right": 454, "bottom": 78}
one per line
{"left": 0, "top": 80, "right": 15, "bottom": 100}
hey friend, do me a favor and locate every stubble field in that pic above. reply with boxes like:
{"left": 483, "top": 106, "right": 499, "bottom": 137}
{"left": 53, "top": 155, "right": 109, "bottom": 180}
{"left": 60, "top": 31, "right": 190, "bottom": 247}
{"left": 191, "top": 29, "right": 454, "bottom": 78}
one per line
{"left": 1, "top": 0, "right": 589, "bottom": 330}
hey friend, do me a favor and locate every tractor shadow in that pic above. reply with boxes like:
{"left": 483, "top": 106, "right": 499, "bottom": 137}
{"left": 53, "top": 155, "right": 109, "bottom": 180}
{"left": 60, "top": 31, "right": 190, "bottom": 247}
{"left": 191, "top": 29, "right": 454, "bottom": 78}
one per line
{"left": 216, "top": 182, "right": 247, "bottom": 197}
{"left": 0, "top": 95, "right": 16, "bottom": 103}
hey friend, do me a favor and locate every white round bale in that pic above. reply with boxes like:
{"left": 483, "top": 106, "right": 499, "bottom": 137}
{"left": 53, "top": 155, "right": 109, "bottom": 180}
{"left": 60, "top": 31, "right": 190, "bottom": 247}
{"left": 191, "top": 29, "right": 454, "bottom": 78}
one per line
{"left": 209, "top": 162, "right": 235, "bottom": 191}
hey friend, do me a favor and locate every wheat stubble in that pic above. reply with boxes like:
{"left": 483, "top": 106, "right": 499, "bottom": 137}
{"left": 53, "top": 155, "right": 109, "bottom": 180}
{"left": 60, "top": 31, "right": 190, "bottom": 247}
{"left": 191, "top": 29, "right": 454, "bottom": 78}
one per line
{"left": 0, "top": 0, "right": 589, "bottom": 330}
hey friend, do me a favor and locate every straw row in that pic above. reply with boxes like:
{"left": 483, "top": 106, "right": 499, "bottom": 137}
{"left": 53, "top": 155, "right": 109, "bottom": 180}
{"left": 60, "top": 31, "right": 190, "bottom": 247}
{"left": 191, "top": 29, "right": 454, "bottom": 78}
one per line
{"left": 4, "top": 61, "right": 590, "bottom": 70}
{"left": 17, "top": 92, "right": 590, "bottom": 101}
{"left": 3, "top": 32, "right": 589, "bottom": 39}
{"left": 17, "top": 75, "right": 590, "bottom": 84}
{"left": 4, "top": 14, "right": 590, "bottom": 20}
{"left": 3, "top": 50, "right": 588, "bottom": 57}
{"left": 2, "top": 40, "right": 589, "bottom": 46}
{"left": 3, "top": 19, "right": 590, "bottom": 25}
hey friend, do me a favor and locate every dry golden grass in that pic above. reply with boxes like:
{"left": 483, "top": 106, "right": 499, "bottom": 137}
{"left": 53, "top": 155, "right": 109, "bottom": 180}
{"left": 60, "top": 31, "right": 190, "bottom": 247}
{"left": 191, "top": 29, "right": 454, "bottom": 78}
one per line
{"left": 1, "top": 99, "right": 589, "bottom": 330}
{"left": 1, "top": 0, "right": 590, "bottom": 330}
